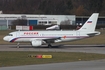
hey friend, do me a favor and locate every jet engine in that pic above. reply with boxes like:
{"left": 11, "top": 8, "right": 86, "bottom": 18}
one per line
{"left": 31, "top": 40, "right": 42, "bottom": 47}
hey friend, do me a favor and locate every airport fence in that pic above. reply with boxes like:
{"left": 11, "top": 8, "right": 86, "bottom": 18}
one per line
{"left": 0, "top": 25, "right": 8, "bottom": 30}
{"left": 0, "top": 25, "right": 105, "bottom": 30}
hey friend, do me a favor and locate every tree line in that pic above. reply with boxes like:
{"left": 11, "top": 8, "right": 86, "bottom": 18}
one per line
{"left": 0, "top": 0, "right": 105, "bottom": 16}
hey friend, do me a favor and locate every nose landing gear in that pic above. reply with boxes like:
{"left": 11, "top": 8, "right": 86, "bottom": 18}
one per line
{"left": 17, "top": 43, "right": 20, "bottom": 48}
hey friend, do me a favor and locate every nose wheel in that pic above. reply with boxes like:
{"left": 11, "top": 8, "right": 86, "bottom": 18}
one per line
{"left": 17, "top": 43, "right": 20, "bottom": 48}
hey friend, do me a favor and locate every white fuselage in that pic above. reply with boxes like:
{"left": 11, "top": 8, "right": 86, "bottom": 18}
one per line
{"left": 3, "top": 30, "right": 99, "bottom": 43}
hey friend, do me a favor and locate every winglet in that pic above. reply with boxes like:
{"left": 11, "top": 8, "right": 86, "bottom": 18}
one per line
{"left": 78, "top": 13, "right": 99, "bottom": 32}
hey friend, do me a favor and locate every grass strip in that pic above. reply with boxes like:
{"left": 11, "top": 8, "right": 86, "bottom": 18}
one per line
{"left": 0, "top": 51, "right": 105, "bottom": 67}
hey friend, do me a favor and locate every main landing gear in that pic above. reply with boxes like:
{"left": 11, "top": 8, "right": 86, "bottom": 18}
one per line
{"left": 48, "top": 44, "right": 52, "bottom": 48}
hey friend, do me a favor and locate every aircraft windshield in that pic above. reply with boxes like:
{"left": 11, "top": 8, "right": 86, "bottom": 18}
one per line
{"left": 7, "top": 34, "right": 13, "bottom": 36}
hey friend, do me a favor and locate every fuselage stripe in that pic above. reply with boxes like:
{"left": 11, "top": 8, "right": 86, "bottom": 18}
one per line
{"left": 10, "top": 36, "right": 89, "bottom": 42}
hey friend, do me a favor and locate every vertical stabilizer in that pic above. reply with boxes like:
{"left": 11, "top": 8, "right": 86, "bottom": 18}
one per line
{"left": 78, "top": 13, "right": 99, "bottom": 32}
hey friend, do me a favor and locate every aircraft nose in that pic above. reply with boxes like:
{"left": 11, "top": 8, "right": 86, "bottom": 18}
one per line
{"left": 3, "top": 36, "right": 9, "bottom": 41}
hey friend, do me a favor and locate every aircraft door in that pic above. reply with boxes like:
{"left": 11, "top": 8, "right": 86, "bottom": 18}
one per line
{"left": 76, "top": 31, "right": 80, "bottom": 36}
{"left": 16, "top": 31, "right": 20, "bottom": 37}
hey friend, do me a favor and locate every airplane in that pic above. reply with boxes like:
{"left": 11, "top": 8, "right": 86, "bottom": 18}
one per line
{"left": 46, "top": 25, "right": 60, "bottom": 30}
{"left": 3, "top": 13, "right": 100, "bottom": 48}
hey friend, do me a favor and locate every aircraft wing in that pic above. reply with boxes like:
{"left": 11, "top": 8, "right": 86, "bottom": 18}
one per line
{"left": 43, "top": 37, "right": 61, "bottom": 43}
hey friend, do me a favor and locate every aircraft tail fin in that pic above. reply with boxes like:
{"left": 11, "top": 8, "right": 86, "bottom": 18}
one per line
{"left": 78, "top": 13, "right": 99, "bottom": 32}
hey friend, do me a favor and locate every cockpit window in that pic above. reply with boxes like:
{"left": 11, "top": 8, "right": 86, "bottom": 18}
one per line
{"left": 7, "top": 34, "right": 13, "bottom": 36}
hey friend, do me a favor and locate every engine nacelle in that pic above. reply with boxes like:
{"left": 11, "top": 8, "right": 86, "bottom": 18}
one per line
{"left": 31, "top": 40, "right": 42, "bottom": 47}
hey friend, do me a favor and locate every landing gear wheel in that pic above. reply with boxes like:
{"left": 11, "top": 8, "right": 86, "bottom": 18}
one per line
{"left": 48, "top": 44, "right": 52, "bottom": 48}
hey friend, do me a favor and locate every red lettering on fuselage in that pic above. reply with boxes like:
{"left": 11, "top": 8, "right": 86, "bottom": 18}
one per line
{"left": 24, "top": 32, "right": 38, "bottom": 35}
